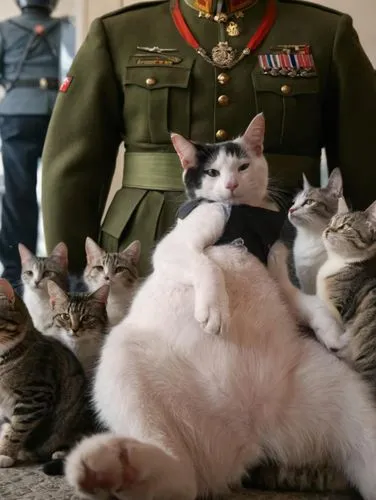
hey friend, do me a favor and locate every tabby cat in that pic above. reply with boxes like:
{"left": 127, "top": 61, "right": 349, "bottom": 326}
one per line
{"left": 316, "top": 198, "right": 376, "bottom": 387}
{"left": 84, "top": 238, "right": 140, "bottom": 327}
{"left": 47, "top": 280, "right": 109, "bottom": 379}
{"left": 0, "top": 278, "right": 94, "bottom": 468}
{"left": 19, "top": 242, "right": 69, "bottom": 335}
{"left": 288, "top": 168, "right": 343, "bottom": 294}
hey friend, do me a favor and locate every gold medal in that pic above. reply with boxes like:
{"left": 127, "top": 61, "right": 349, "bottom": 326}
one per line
{"left": 226, "top": 20, "right": 240, "bottom": 36}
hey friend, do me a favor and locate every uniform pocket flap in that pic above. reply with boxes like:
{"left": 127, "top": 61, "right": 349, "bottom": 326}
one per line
{"left": 124, "top": 63, "right": 193, "bottom": 89}
{"left": 252, "top": 72, "right": 319, "bottom": 96}
{"left": 101, "top": 187, "right": 147, "bottom": 239}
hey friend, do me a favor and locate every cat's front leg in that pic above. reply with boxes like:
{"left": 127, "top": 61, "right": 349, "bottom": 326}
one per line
{"left": 268, "top": 242, "right": 345, "bottom": 351}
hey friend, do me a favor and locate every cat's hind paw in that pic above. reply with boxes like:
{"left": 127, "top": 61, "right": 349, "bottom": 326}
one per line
{"left": 0, "top": 454, "right": 15, "bottom": 467}
{"left": 65, "top": 434, "right": 139, "bottom": 499}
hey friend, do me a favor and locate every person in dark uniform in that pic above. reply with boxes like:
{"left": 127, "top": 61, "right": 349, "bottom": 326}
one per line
{"left": 42, "top": 0, "right": 376, "bottom": 276}
{"left": 0, "top": 0, "right": 72, "bottom": 288}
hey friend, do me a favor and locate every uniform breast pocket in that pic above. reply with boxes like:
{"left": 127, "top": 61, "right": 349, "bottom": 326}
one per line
{"left": 123, "top": 62, "right": 193, "bottom": 145}
{"left": 252, "top": 72, "right": 322, "bottom": 155}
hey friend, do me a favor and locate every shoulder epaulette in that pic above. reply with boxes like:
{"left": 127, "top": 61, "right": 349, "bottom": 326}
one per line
{"left": 100, "top": 0, "right": 167, "bottom": 20}
{"left": 278, "top": 0, "right": 343, "bottom": 16}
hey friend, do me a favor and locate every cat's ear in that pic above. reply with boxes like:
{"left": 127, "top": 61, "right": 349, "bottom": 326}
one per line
{"left": 18, "top": 243, "right": 35, "bottom": 265}
{"left": 50, "top": 242, "right": 68, "bottom": 269}
{"left": 326, "top": 168, "right": 343, "bottom": 197}
{"left": 365, "top": 200, "right": 376, "bottom": 222}
{"left": 0, "top": 278, "right": 15, "bottom": 304}
{"left": 302, "top": 173, "right": 311, "bottom": 191}
{"left": 337, "top": 196, "right": 349, "bottom": 214}
{"left": 170, "top": 132, "right": 197, "bottom": 169}
{"left": 241, "top": 112, "right": 265, "bottom": 157}
{"left": 90, "top": 284, "right": 110, "bottom": 305}
{"left": 122, "top": 240, "right": 141, "bottom": 266}
{"left": 85, "top": 237, "right": 105, "bottom": 265}
{"left": 47, "top": 280, "right": 68, "bottom": 309}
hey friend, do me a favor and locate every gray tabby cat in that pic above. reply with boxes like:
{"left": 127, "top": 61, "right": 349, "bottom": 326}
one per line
{"left": 83, "top": 238, "right": 140, "bottom": 326}
{"left": 19, "top": 242, "right": 69, "bottom": 335}
{"left": 47, "top": 281, "right": 109, "bottom": 379}
{"left": 289, "top": 168, "right": 343, "bottom": 294}
{"left": 316, "top": 198, "right": 376, "bottom": 388}
{"left": 0, "top": 278, "right": 94, "bottom": 468}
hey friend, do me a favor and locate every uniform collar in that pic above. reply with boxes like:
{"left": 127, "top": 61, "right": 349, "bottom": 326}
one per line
{"left": 183, "top": 0, "right": 258, "bottom": 15}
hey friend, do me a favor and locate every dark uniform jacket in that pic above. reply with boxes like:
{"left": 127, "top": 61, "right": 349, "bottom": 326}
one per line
{"left": 0, "top": 10, "right": 63, "bottom": 115}
{"left": 41, "top": 0, "right": 376, "bottom": 275}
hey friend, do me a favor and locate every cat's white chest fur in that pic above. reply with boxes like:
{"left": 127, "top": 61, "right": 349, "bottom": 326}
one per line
{"left": 23, "top": 288, "right": 54, "bottom": 334}
{"left": 293, "top": 229, "right": 327, "bottom": 294}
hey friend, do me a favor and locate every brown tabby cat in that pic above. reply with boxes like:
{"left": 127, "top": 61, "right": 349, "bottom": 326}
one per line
{"left": 84, "top": 237, "right": 140, "bottom": 326}
{"left": 47, "top": 280, "right": 109, "bottom": 379}
{"left": 0, "top": 278, "right": 94, "bottom": 468}
{"left": 317, "top": 199, "right": 376, "bottom": 388}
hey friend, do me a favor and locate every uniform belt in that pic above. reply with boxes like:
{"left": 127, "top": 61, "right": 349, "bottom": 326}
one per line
{"left": 9, "top": 78, "right": 59, "bottom": 90}
{"left": 123, "top": 152, "right": 184, "bottom": 191}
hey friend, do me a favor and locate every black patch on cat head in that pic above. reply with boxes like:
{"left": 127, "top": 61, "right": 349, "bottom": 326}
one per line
{"left": 184, "top": 141, "right": 246, "bottom": 199}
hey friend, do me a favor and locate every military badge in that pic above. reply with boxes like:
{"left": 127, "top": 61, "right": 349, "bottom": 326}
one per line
{"left": 258, "top": 45, "right": 317, "bottom": 78}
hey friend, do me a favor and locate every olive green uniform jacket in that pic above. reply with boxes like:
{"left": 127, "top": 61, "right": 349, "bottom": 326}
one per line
{"left": 41, "top": 0, "right": 376, "bottom": 275}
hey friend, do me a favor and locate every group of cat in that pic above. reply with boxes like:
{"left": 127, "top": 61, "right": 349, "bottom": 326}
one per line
{"left": 1, "top": 112, "right": 376, "bottom": 500}
{"left": 0, "top": 236, "right": 140, "bottom": 469}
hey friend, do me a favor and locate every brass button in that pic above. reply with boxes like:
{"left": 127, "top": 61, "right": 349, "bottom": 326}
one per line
{"left": 281, "top": 84, "right": 292, "bottom": 95}
{"left": 145, "top": 77, "right": 157, "bottom": 87}
{"left": 217, "top": 72, "right": 230, "bottom": 85}
{"left": 39, "top": 77, "right": 48, "bottom": 90}
{"left": 215, "top": 129, "right": 228, "bottom": 141}
{"left": 217, "top": 95, "right": 230, "bottom": 107}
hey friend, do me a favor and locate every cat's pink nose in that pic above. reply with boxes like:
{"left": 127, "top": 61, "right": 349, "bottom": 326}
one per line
{"left": 226, "top": 181, "right": 239, "bottom": 192}
{"left": 289, "top": 207, "right": 297, "bottom": 213}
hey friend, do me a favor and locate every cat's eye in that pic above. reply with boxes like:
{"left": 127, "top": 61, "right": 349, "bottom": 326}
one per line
{"left": 60, "top": 313, "right": 70, "bottom": 321}
{"left": 115, "top": 267, "right": 127, "bottom": 274}
{"left": 238, "top": 163, "right": 249, "bottom": 172}
{"left": 341, "top": 223, "right": 352, "bottom": 231}
{"left": 24, "top": 270, "right": 33, "bottom": 277}
{"left": 204, "top": 169, "right": 219, "bottom": 178}
{"left": 43, "top": 270, "right": 54, "bottom": 278}
{"left": 93, "top": 265, "right": 104, "bottom": 272}
{"left": 304, "top": 200, "right": 315, "bottom": 206}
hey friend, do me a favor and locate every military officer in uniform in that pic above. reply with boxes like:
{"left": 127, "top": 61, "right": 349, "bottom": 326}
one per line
{"left": 0, "top": 0, "right": 73, "bottom": 287}
{"left": 42, "top": 0, "right": 376, "bottom": 277}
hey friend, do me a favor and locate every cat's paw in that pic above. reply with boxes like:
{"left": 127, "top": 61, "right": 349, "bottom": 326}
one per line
{"left": 65, "top": 434, "right": 140, "bottom": 499}
{"left": 311, "top": 314, "right": 346, "bottom": 352}
{"left": 194, "top": 291, "right": 230, "bottom": 336}
{"left": 0, "top": 455, "right": 15, "bottom": 467}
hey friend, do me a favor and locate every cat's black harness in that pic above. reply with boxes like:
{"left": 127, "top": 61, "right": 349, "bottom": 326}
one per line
{"left": 177, "top": 199, "right": 287, "bottom": 265}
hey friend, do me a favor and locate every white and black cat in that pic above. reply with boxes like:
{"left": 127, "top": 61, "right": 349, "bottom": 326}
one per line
{"left": 64, "top": 116, "right": 376, "bottom": 500}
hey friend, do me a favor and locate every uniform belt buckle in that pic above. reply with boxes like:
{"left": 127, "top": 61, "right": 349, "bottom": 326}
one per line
{"left": 39, "top": 78, "right": 48, "bottom": 90}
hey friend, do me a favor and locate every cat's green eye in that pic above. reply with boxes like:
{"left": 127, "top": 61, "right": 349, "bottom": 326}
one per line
{"left": 93, "top": 265, "right": 104, "bottom": 272}
{"left": 238, "top": 163, "right": 249, "bottom": 172}
{"left": 204, "top": 169, "right": 219, "bottom": 178}
{"left": 60, "top": 313, "right": 70, "bottom": 321}
{"left": 304, "top": 200, "right": 315, "bottom": 206}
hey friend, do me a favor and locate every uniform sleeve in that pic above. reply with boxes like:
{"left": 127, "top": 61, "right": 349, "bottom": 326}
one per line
{"left": 42, "top": 18, "right": 123, "bottom": 272}
{"left": 323, "top": 14, "right": 376, "bottom": 210}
